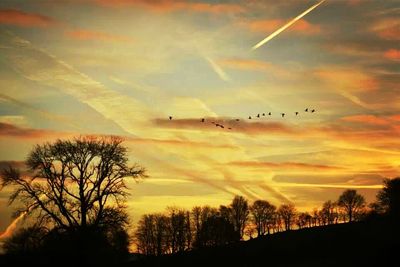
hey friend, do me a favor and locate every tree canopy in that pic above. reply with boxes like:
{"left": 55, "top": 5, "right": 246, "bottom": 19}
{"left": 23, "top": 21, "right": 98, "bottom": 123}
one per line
{"left": 0, "top": 136, "right": 146, "bottom": 230}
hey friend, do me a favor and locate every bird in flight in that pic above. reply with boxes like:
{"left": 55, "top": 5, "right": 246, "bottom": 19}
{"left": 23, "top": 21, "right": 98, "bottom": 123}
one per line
{"left": 311, "top": 109, "right": 315, "bottom": 113}
{"left": 281, "top": 113, "right": 285, "bottom": 117}
{"left": 262, "top": 113, "right": 265, "bottom": 116}
{"left": 268, "top": 112, "right": 272, "bottom": 116}
{"left": 248, "top": 116, "right": 252, "bottom": 119}
{"left": 295, "top": 112, "right": 299, "bottom": 116}
{"left": 228, "top": 127, "right": 232, "bottom": 130}
{"left": 235, "top": 119, "right": 240, "bottom": 121}
{"left": 305, "top": 108, "right": 308, "bottom": 112}
{"left": 169, "top": 116, "right": 173, "bottom": 120}
{"left": 257, "top": 114, "right": 260, "bottom": 118}
{"left": 201, "top": 118, "right": 205, "bottom": 122}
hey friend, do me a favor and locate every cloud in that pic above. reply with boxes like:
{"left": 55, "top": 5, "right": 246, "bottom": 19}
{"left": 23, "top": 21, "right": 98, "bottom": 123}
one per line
{"left": 127, "top": 137, "right": 238, "bottom": 150}
{"left": 245, "top": 18, "right": 321, "bottom": 35}
{"left": 65, "top": 30, "right": 134, "bottom": 43}
{"left": 384, "top": 49, "right": 400, "bottom": 61}
{"left": 0, "top": 31, "right": 153, "bottom": 137}
{"left": 341, "top": 114, "right": 390, "bottom": 125}
{"left": 0, "top": 212, "right": 26, "bottom": 240}
{"left": 0, "top": 93, "right": 80, "bottom": 130}
{"left": 313, "top": 66, "right": 379, "bottom": 109}
{"left": 370, "top": 18, "right": 400, "bottom": 40}
{"left": 0, "top": 122, "right": 63, "bottom": 139}
{"left": 205, "top": 56, "right": 231, "bottom": 82}
{"left": 95, "top": 0, "right": 245, "bottom": 14}
{"left": 314, "top": 67, "right": 379, "bottom": 92}
{"left": 272, "top": 173, "right": 384, "bottom": 186}
{"left": 0, "top": 9, "right": 56, "bottom": 27}
{"left": 228, "top": 161, "right": 345, "bottom": 171}
{"left": 258, "top": 184, "right": 293, "bottom": 204}
{"left": 217, "top": 58, "right": 271, "bottom": 71}
{"left": 153, "top": 117, "right": 297, "bottom": 135}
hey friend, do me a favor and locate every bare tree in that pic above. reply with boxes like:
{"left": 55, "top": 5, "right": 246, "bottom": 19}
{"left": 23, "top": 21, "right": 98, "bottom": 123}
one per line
{"left": 194, "top": 214, "right": 238, "bottom": 248}
{"left": 250, "top": 200, "right": 276, "bottom": 236}
{"left": 297, "top": 212, "right": 312, "bottom": 229}
{"left": 167, "top": 207, "right": 191, "bottom": 253}
{"left": 321, "top": 200, "right": 338, "bottom": 225}
{"left": 0, "top": 136, "right": 146, "bottom": 230}
{"left": 191, "top": 206, "right": 218, "bottom": 245}
{"left": 338, "top": 189, "right": 366, "bottom": 222}
{"left": 278, "top": 204, "right": 297, "bottom": 231}
{"left": 229, "top": 195, "right": 249, "bottom": 239}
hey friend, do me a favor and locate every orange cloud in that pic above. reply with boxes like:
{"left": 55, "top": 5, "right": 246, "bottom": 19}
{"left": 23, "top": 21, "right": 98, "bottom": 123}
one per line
{"left": 217, "top": 58, "right": 271, "bottom": 71}
{"left": 95, "top": 0, "right": 245, "bottom": 14}
{"left": 127, "top": 137, "right": 238, "bottom": 150}
{"left": 341, "top": 115, "right": 390, "bottom": 126}
{"left": 370, "top": 18, "right": 400, "bottom": 40}
{"left": 228, "top": 161, "right": 344, "bottom": 171}
{"left": 245, "top": 19, "right": 321, "bottom": 35}
{"left": 0, "top": 9, "right": 55, "bottom": 27}
{"left": 314, "top": 67, "right": 379, "bottom": 92}
{"left": 384, "top": 49, "right": 400, "bottom": 61}
{"left": 153, "top": 118, "right": 298, "bottom": 135}
{"left": 0, "top": 122, "right": 72, "bottom": 140}
{"left": 66, "top": 30, "right": 134, "bottom": 43}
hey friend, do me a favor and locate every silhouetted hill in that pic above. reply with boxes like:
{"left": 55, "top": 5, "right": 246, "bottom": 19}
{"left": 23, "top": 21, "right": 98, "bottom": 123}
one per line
{"left": 130, "top": 218, "right": 399, "bottom": 267}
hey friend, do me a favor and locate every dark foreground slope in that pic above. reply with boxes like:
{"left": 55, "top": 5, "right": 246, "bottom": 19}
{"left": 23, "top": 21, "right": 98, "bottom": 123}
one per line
{"left": 131, "top": 218, "right": 400, "bottom": 267}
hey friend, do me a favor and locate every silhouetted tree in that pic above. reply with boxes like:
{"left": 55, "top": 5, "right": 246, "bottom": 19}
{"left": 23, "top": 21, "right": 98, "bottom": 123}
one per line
{"left": 297, "top": 212, "right": 312, "bottom": 229}
{"left": 0, "top": 136, "right": 145, "bottom": 230}
{"left": 3, "top": 226, "right": 47, "bottom": 254}
{"left": 229, "top": 196, "right": 249, "bottom": 239}
{"left": 278, "top": 204, "right": 296, "bottom": 231}
{"left": 191, "top": 206, "right": 218, "bottom": 245}
{"left": 0, "top": 136, "right": 145, "bottom": 259}
{"left": 135, "top": 213, "right": 172, "bottom": 256}
{"left": 321, "top": 200, "right": 338, "bottom": 225}
{"left": 376, "top": 177, "right": 400, "bottom": 219}
{"left": 338, "top": 189, "right": 365, "bottom": 222}
{"left": 194, "top": 214, "right": 238, "bottom": 248}
{"left": 168, "top": 207, "right": 191, "bottom": 253}
{"left": 250, "top": 200, "right": 276, "bottom": 236}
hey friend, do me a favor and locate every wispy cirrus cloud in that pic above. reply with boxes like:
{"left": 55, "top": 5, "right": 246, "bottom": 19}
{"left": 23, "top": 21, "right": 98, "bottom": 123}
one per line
{"left": 66, "top": 30, "right": 134, "bottom": 43}
{"left": 0, "top": 31, "right": 152, "bottom": 136}
{"left": 153, "top": 117, "right": 297, "bottom": 135}
{"left": 341, "top": 114, "right": 391, "bottom": 125}
{"left": 127, "top": 137, "right": 238, "bottom": 150}
{"left": 0, "top": 122, "right": 64, "bottom": 139}
{"left": 228, "top": 161, "right": 345, "bottom": 171}
{"left": 384, "top": 49, "right": 400, "bottom": 61}
{"left": 217, "top": 58, "right": 271, "bottom": 71}
{"left": 0, "top": 9, "right": 56, "bottom": 27}
{"left": 94, "top": 0, "right": 245, "bottom": 14}
{"left": 370, "top": 17, "right": 400, "bottom": 40}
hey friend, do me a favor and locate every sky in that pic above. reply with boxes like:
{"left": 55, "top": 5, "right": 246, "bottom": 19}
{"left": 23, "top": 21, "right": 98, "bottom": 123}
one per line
{"left": 0, "top": 0, "right": 399, "bottom": 237}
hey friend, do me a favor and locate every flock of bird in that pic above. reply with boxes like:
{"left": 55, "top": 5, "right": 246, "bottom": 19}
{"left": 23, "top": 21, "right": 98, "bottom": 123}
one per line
{"left": 168, "top": 108, "right": 316, "bottom": 131}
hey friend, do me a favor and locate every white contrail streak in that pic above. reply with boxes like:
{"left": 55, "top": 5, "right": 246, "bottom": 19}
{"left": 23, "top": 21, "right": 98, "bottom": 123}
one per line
{"left": 205, "top": 56, "right": 231, "bottom": 82}
{"left": 252, "top": 0, "right": 326, "bottom": 50}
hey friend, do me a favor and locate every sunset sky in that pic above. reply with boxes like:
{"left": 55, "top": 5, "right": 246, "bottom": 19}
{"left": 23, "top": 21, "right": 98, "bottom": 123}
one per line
{"left": 0, "top": 0, "right": 399, "bottom": 236}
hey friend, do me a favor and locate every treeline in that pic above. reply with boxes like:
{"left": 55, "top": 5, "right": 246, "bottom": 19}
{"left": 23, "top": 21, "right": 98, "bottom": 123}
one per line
{"left": 135, "top": 183, "right": 398, "bottom": 256}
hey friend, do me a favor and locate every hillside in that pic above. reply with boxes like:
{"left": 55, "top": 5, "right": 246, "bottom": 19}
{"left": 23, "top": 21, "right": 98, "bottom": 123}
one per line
{"left": 130, "top": 218, "right": 399, "bottom": 267}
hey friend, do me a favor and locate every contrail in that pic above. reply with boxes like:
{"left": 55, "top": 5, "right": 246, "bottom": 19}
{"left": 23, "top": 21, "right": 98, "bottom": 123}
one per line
{"left": 205, "top": 56, "right": 231, "bottom": 82}
{"left": 0, "top": 212, "right": 26, "bottom": 240}
{"left": 252, "top": 0, "right": 326, "bottom": 50}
